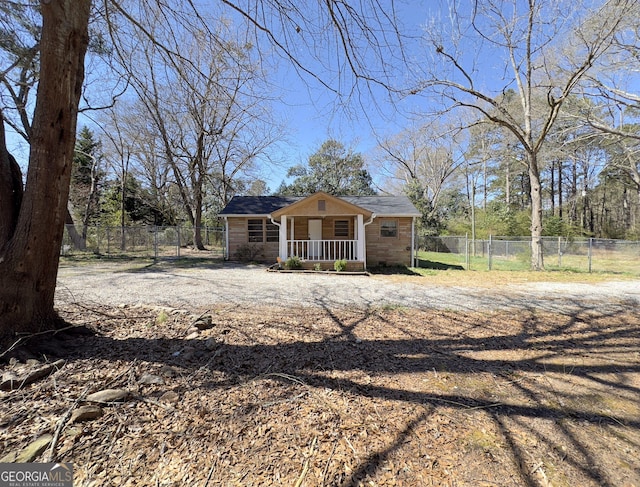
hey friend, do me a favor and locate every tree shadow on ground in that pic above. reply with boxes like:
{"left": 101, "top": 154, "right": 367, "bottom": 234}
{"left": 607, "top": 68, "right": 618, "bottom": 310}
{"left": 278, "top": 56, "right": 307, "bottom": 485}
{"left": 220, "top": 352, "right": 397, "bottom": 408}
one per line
{"left": 415, "top": 258, "right": 465, "bottom": 270}
{"left": 367, "top": 265, "right": 422, "bottom": 275}
{"left": 117, "top": 256, "right": 227, "bottom": 273}
{"left": 21, "top": 302, "right": 640, "bottom": 486}
{"left": 60, "top": 252, "right": 227, "bottom": 273}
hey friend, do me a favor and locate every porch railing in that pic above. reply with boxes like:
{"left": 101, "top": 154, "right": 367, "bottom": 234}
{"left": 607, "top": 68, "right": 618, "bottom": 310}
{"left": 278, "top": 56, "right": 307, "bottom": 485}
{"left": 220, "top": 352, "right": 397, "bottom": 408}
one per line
{"left": 288, "top": 239, "right": 358, "bottom": 261}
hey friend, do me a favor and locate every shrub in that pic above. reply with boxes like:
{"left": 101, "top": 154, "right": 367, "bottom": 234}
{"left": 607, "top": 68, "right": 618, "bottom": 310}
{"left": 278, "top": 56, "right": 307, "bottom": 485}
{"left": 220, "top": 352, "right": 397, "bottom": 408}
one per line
{"left": 234, "top": 244, "right": 264, "bottom": 262}
{"left": 313, "top": 263, "right": 323, "bottom": 271}
{"left": 285, "top": 256, "right": 302, "bottom": 269}
{"left": 334, "top": 259, "right": 347, "bottom": 272}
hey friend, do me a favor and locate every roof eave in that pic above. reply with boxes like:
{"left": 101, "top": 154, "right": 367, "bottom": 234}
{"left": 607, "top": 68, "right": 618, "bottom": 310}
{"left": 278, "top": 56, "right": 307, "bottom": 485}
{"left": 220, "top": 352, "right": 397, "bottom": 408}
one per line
{"left": 376, "top": 213, "right": 422, "bottom": 218}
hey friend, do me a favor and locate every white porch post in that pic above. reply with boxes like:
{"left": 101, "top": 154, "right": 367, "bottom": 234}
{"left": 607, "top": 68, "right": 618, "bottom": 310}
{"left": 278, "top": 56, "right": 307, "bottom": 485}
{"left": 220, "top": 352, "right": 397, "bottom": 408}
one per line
{"left": 411, "top": 216, "right": 416, "bottom": 267}
{"left": 356, "top": 214, "right": 365, "bottom": 263}
{"left": 279, "top": 216, "right": 288, "bottom": 261}
{"left": 223, "top": 216, "right": 229, "bottom": 260}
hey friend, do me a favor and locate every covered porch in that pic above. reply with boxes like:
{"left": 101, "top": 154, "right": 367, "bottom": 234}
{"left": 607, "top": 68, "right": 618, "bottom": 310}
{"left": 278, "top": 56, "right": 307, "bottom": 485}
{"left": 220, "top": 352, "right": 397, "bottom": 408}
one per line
{"left": 270, "top": 192, "right": 372, "bottom": 269}
{"left": 278, "top": 214, "right": 366, "bottom": 263}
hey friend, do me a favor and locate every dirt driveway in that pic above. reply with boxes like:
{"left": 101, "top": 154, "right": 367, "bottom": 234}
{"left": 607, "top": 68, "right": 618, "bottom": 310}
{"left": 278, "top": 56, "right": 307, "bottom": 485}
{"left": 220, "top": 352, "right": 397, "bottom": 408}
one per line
{"left": 55, "top": 260, "right": 640, "bottom": 313}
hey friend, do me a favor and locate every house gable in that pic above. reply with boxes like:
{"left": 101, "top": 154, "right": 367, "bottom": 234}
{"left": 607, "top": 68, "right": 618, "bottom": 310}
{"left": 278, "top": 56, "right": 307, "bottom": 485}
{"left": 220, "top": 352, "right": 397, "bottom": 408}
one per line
{"left": 271, "top": 191, "right": 373, "bottom": 219}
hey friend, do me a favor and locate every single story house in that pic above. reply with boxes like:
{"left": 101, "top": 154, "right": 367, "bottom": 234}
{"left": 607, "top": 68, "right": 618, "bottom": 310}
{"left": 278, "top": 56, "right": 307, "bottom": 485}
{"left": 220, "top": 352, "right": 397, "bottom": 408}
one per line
{"left": 219, "top": 191, "right": 421, "bottom": 270}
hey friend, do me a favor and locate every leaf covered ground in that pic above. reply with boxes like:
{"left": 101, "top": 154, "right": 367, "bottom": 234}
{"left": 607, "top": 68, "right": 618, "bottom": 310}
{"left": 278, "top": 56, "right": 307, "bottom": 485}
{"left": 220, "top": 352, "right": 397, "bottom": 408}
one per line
{"left": 1, "top": 302, "right": 639, "bottom": 486}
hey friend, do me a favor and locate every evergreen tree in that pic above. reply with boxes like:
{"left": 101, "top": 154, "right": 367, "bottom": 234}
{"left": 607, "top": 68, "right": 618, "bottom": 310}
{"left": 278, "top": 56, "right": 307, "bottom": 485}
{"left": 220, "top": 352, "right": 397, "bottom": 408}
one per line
{"left": 279, "top": 139, "right": 376, "bottom": 196}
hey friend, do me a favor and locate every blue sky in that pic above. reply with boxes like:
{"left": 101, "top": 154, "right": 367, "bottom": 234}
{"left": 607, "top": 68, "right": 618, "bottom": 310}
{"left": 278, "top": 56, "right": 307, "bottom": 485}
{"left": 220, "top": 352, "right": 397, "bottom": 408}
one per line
{"left": 3, "top": 1, "right": 433, "bottom": 192}
{"left": 256, "top": 0, "right": 433, "bottom": 191}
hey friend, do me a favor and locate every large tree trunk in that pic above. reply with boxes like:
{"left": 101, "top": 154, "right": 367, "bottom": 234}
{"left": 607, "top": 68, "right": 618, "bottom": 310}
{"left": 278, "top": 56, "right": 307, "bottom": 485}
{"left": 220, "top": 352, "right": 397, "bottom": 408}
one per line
{"left": 528, "top": 152, "right": 544, "bottom": 271}
{"left": 0, "top": 0, "right": 91, "bottom": 346}
{"left": 192, "top": 180, "right": 205, "bottom": 250}
{"left": 0, "top": 116, "right": 23, "bottom": 247}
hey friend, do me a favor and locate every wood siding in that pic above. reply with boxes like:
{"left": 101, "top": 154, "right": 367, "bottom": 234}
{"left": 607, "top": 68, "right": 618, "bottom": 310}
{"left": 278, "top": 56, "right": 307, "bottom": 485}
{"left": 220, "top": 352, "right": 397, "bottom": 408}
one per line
{"left": 227, "top": 217, "right": 279, "bottom": 263}
{"left": 288, "top": 217, "right": 354, "bottom": 240}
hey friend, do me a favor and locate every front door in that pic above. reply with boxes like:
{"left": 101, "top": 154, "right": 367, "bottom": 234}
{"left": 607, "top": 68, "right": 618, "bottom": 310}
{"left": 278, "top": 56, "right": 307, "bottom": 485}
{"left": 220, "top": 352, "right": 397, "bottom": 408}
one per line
{"left": 308, "top": 219, "right": 322, "bottom": 258}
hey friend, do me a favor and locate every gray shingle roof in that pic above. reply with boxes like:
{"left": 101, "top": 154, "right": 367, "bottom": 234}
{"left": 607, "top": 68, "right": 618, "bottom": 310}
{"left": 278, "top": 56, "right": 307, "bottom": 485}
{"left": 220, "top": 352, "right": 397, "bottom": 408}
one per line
{"left": 341, "top": 195, "right": 421, "bottom": 216}
{"left": 219, "top": 196, "right": 301, "bottom": 215}
{"left": 219, "top": 194, "right": 421, "bottom": 217}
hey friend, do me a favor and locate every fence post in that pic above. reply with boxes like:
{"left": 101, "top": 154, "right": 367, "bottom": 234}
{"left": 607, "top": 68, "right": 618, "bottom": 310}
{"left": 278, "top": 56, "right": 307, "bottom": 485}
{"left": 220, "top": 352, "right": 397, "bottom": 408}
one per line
{"left": 488, "top": 234, "right": 493, "bottom": 270}
{"left": 154, "top": 226, "right": 158, "bottom": 260}
{"left": 176, "top": 226, "right": 181, "bottom": 257}
{"left": 588, "top": 237, "right": 593, "bottom": 273}
{"left": 465, "top": 233, "right": 469, "bottom": 270}
{"left": 558, "top": 236, "right": 562, "bottom": 267}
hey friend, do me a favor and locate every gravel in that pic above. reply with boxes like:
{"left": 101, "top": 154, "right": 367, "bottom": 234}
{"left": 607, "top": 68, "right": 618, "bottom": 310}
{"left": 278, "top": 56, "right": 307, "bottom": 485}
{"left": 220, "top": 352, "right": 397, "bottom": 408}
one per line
{"left": 55, "top": 261, "right": 640, "bottom": 313}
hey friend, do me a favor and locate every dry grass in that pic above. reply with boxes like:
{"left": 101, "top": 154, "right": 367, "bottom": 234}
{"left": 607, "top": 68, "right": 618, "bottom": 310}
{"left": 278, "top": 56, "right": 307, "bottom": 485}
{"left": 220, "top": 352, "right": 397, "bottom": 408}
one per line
{"left": 377, "top": 267, "right": 637, "bottom": 287}
{"left": 2, "top": 303, "right": 639, "bottom": 486}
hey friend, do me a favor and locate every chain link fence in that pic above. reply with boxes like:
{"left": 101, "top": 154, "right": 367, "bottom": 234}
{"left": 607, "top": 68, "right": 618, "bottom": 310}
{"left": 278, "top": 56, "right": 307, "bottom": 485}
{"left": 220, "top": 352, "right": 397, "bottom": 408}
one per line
{"left": 417, "top": 235, "right": 640, "bottom": 275}
{"left": 61, "top": 225, "right": 225, "bottom": 259}
{"left": 62, "top": 226, "right": 639, "bottom": 275}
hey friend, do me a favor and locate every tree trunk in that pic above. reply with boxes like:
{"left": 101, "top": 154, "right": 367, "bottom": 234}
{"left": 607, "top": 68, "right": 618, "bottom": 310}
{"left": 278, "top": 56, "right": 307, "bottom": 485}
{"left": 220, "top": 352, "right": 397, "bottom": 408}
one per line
{"left": 82, "top": 156, "right": 100, "bottom": 243}
{"left": 636, "top": 188, "right": 640, "bottom": 235}
{"left": 528, "top": 152, "right": 544, "bottom": 271}
{"left": 505, "top": 159, "right": 510, "bottom": 206}
{"left": 482, "top": 160, "right": 487, "bottom": 211}
{"left": 570, "top": 157, "right": 578, "bottom": 225}
{"left": 550, "top": 160, "right": 556, "bottom": 216}
{"left": 0, "top": 118, "right": 23, "bottom": 248}
{"left": 557, "top": 161, "right": 563, "bottom": 220}
{"left": 0, "top": 0, "right": 91, "bottom": 346}
{"left": 120, "top": 168, "right": 127, "bottom": 251}
{"left": 192, "top": 180, "right": 205, "bottom": 250}
{"left": 193, "top": 218, "right": 204, "bottom": 250}
{"left": 65, "top": 206, "right": 86, "bottom": 251}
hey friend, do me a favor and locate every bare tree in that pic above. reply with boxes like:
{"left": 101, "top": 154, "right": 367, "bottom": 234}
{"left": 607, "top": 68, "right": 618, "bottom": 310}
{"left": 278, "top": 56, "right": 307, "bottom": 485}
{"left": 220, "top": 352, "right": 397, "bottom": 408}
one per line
{"left": 409, "top": 0, "right": 630, "bottom": 269}
{"left": 0, "top": 0, "right": 404, "bottom": 345}
{"left": 71, "top": 127, "right": 104, "bottom": 246}
{"left": 375, "top": 119, "right": 464, "bottom": 227}
{"left": 580, "top": 16, "right": 640, "bottom": 204}
{"left": 100, "top": 106, "right": 137, "bottom": 248}
{"left": 108, "top": 12, "right": 278, "bottom": 249}
{"left": 0, "top": 2, "right": 39, "bottom": 142}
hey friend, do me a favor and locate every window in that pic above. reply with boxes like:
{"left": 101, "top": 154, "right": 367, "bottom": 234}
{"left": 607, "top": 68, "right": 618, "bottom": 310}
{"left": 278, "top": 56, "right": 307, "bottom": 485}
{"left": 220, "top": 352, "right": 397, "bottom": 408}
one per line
{"left": 248, "top": 219, "right": 279, "bottom": 243}
{"left": 380, "top": 219, "right": 398, "bottom": 238}
{"left": 248, "top": 219, "right": 264, "bottom": 242}
{"left": 318, "top": 199, "right": 326, "bottom": 211}
{"left": 334, "top": 220, "right": 349, "bottom": 237}
{"left": 266, "top": 222, "right": 279, "bottom": 242}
